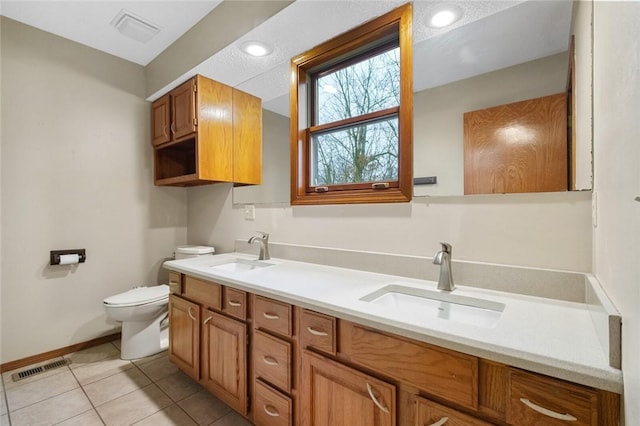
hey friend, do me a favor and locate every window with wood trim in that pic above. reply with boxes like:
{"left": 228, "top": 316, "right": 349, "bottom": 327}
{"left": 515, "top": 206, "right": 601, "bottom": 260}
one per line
{"left": 290, "top": 4, "right": 413, "bottom": 205}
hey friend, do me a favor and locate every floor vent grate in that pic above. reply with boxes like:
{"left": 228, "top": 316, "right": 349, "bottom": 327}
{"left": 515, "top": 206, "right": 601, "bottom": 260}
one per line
{"left": 11, "top": 358, "right": 71, "bottom": 382}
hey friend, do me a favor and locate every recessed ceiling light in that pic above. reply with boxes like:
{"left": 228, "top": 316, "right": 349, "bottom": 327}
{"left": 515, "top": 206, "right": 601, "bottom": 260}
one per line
{"left": 240, "top": 41, "right": 273, "bottom": 57}
{"left": 428, "top": 5, "right": 463, "bottom": 29}
{"left": 110, "top": 9, "right": 160, "bottom": 44}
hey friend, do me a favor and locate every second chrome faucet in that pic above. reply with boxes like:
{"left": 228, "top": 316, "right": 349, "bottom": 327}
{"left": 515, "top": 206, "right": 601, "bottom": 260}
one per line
{"left": 433, "top": 242, "right": 455, "bottom": 291}
{"left": 248, "top": 231, "right": 270, "bottom": 260}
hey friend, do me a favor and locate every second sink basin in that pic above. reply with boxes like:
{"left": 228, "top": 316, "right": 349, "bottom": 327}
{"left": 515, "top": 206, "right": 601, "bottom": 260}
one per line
{"left": 210, "top": 258, "right": 274, "bottom": 273}
{"left": 360, "top": 284, "right": 504, "bottom": 328}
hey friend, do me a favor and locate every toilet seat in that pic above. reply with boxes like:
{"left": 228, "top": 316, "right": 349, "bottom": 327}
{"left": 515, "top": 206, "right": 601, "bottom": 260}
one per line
{"left": 104, "top": 285, "right": 169, "bottom": 307}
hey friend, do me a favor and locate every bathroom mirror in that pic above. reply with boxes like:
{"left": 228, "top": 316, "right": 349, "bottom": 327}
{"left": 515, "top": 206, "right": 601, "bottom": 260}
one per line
{"left": 232, "top": 0, "right": 592, "bottom": 204}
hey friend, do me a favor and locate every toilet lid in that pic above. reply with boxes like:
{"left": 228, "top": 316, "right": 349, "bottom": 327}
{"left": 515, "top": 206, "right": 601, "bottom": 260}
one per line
{"left": 104, "top": 285, "right": 169, "bottom": 306}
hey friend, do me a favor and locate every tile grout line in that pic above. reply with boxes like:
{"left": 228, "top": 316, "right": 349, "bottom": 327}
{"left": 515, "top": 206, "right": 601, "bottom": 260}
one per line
{"left": 67, "top": 360, "right": 107, "bottom": 426}
{"left": 128, "top": 354, "right": 203, "bottom": 426}
{"left": 1, "top": 372, "right": 12, "bottom": 426}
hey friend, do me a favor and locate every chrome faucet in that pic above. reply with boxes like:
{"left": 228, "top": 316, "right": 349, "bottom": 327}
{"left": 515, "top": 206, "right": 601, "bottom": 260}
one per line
{"left": 248, "top": 231, "right": 270, "bottom": 260}
{"left": 433, "top": 242, "right": 455, "bottom": 291}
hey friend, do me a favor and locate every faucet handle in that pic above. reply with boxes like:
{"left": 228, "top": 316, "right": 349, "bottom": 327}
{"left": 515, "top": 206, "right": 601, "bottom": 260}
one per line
{"left": 256, "top": 231, "right": 269, "bottom": 241}
{"left": 439, "top": 242, "right": 452, "bottom": 254}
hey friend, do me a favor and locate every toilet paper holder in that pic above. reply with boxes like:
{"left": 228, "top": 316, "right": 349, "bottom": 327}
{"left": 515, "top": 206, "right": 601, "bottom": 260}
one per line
{"left": 50, "top": 249, "right": 86, "bottom": 265}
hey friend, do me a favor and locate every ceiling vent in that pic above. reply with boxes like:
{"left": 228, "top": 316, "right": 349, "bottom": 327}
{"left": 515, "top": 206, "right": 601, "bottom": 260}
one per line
{"left": 110, "top": 9, "right": 160, "bottom": 44}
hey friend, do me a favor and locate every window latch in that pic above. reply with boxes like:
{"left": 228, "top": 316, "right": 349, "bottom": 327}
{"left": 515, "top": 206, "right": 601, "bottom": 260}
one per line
{"left": 314, "top": 186, "right": 329, "bottom": 193}
{"left": 371, "top": 182, "right": 389, "bottom": 190}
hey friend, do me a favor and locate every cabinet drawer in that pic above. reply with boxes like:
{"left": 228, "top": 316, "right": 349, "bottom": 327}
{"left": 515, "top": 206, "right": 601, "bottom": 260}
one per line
{"left": 168, "top": 271, "right": 182, "bottom": 294}
{"left": 183, "top": 276, "right": 221, "bottom": 309}
{"left": 253, "top": 330, "right": 292, "bottom": 392}
{"left": 223, "top": 287, "right": 247, "bottom": 320}
{"left": 340, "top": 321, "right": 478, "bottom": 410}
{"left": 416, "top": 396, "right": 495, "bottom": 426}
{"left": 300, "top": 309, "right": 336, "bottom": 355}
{"left": 254, "top": 380, "right": 292, "bottom": 426}
{"left": 507, "top": 370, "right": 598, "bottom": 426}
{"left": 254, "top": 296, "right": 292, "bottom": 337}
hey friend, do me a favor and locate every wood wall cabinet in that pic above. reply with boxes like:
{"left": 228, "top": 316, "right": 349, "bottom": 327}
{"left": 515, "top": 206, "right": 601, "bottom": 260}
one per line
{"left": 151, "top": 74, "right": 262, "bottom": 187}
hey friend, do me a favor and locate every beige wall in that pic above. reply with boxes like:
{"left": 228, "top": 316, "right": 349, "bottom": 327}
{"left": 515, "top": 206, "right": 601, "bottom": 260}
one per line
{"left": 592, "top": 2, "right": 640, "bottom": 423}
{"left": 189, "top": 182, "right": 592, "bottom": 272}
{"left": 0, "top": 18, "right": 187, "bottom": 364}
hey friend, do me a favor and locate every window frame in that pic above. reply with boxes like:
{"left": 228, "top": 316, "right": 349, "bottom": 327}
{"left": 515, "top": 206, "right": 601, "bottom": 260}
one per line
{"left": 290, "top": 3, "right": 413, "bottom": 205}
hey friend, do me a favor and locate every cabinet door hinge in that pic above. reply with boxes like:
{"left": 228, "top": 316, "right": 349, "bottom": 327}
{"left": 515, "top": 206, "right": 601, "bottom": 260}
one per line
{"left": 193, "top": 118, "right": 198, "bottom": 127}
{"left": 193, "top": 82, "right": 197, "bottom": 93}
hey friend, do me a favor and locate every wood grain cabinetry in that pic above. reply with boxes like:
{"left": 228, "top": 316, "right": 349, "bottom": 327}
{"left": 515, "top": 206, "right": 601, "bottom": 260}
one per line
{"left": 464, "top": 93, "right": 568, "bottom": 194}
{"left": 151, "top": 74, "right": 262, "bottom": 186}
{"left": 340, "top": 321, "right": 477, "bottom": 410}
{"left": 168, "top": 294, "right": 200, "bottom": 379}
{"left": 300, "top": 350, "right": 396, "bottom": 426}
{"left": 299, "top": 309, "right": 336, "bottom": 356}
{"left": 252, "top": 296, "right": 295, "bottom": 426}
{"left": 201, "top": 309, "right": 247, "bottom": 415}
{"left": 416, "top": 396, "right": 495, "bottom": 426}
{"left": 168, "top": 273, "right": 620, "bottom": 426}
{"left": 168, "top": 275, "right": 249, "bottom": 416}
{"left": 507, "top": 369, "right": 598, "bottom": 426}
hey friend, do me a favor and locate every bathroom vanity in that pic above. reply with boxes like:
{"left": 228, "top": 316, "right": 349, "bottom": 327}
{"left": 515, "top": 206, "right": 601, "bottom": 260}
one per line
{"left": 163, "top": 253, "right": 622, "bottom": 426}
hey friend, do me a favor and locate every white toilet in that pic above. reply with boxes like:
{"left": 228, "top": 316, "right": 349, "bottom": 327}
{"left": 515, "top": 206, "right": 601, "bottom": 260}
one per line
{"left": 103, "top": 245, "right": 214, "bottom": 360}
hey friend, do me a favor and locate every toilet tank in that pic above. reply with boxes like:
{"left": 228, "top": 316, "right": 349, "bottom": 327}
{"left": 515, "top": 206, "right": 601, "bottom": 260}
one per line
{"left": 175, "top": 245, "right": 215, "bottom": 259}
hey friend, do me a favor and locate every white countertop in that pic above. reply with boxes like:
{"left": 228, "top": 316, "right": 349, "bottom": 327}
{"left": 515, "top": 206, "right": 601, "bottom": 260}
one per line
{"left": 163, "top": 252, "right": 623, "bottom": 393}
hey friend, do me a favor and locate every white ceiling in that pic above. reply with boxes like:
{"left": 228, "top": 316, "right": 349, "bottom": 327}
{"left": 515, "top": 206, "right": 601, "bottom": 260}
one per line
{"left": 0, "top": 0, "right": 573, "bottom": 116}
{"left": 0, "top": 1, "right": 221, "bottom": 65}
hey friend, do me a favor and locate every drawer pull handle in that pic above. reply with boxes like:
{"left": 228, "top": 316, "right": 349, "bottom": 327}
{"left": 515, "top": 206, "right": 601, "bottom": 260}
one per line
{"left": 262, "top": 356, "right": 279, "bottom": 366}
{"left": 263, "top": 312, "right": 280, "bottom": 320}
{"left": 263, "top": 405, "right": 280, "bottom": 417}
{"left": 520, "top": 398, "right": 578, "bottom": 421}
{"left": 203, "top": 316, "right": 212, "bottom": 325}
{"left": 307, "top": 326, "right": 329, "bottom": 337}
{"left": 427, "top": 418, "right": 449, "bottom": 426}
{"left": 187, "top": 307, "right": 196, "bottom": 322}
{"left": 366, "top": 383, "right": 390, "bottom": 414}
{"left": 228, "top": 300, "right": 242, "bottom": 307}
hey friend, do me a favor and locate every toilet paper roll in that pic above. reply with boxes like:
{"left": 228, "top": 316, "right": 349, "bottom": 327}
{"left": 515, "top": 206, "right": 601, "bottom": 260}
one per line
{"left": 59, "top": 254, "right": 80, "bottom": 265}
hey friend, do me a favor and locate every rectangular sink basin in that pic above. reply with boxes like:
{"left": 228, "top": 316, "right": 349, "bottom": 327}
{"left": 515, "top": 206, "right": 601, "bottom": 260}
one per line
{"left": 210, "top": 258, "right": 274, "bottom": 273}
{"left": 360, "top": 284, "right": 504, "bottom": 328}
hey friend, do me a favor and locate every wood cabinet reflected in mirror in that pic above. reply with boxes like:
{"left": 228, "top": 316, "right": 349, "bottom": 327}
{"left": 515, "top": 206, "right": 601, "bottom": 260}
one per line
{"left": 463, "top": 93, "right": 568, "bottom": 195}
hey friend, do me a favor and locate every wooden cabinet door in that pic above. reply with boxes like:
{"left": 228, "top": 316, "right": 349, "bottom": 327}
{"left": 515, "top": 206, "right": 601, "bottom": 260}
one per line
{"left": 463, "top": 93, "right": 567, "bottom": 194}
{"left": 300, "top": 350, "right": 395, "bottom": 426}
{"left": 168, "top": 295, "right": 200, "bottom": 379}
{"left": 232, "top": 88, "right": 262, "bottom": 185}
{"left": 201, "top": 309, "right": 247, "bottom": 415}
{"left": 151, "top": 94, "right": 171, "bottom": 146}
{"left": 171, "top": 78, "right": 197, "bottom": 140}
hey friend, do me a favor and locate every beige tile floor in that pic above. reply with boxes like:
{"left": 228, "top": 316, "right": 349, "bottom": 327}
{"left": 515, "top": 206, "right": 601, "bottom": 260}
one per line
{"left": 1, "top": 342, "right": 252, "bottom": 426}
